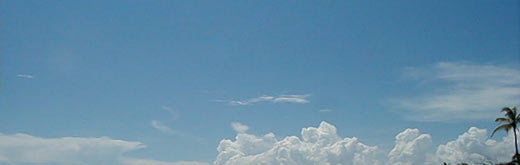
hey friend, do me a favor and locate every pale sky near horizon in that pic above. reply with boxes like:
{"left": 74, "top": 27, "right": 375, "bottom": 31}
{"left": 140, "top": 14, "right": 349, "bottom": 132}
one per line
{"left": 1, "top": 1, "right": 519, "bottom": 164}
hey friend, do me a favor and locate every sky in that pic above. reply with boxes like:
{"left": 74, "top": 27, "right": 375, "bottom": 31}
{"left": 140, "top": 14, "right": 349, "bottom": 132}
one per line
{"left": 1, "top": 0, "right": 519, "bottom": 164}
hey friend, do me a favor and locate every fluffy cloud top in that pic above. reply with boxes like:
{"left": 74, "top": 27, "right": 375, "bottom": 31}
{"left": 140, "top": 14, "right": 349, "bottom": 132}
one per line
{"left": 215, "top": 121, "right": 382, "bottom": 165}
{"left": 216, "top": 121, "right": 518, "bottom": 165}
{"left": 397, "top": 62, "right": 520, "bottom": 121}
{"left": 431, "top": 127, "right": 513, "bottom": 164}
{"left": 388, "top": 128, "right": 432, "bottom": 165}
{"left": 0, "top": 133, "right": 207, "bottom": 165}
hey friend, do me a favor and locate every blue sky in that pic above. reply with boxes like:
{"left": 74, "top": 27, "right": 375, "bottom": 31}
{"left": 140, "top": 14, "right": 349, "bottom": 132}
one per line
{"left": 1, "top": 1, "right": 519, "bottom": 164}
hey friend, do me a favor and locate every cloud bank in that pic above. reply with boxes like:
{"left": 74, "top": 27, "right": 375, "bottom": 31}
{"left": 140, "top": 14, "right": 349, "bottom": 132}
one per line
{"left": 0, "top": 133, "right": 207, "bottom": 165}
{"left": 396, "top": 62, "right": 520, "bottom": 121}
{"left": 1, "top": 122, "right": 517, "bottom": 165}
{"left": 216, "top": 121, "right": 517, "bottom": 165}
{"left": 215, "top": 121, "right": 382, "bottom": 165}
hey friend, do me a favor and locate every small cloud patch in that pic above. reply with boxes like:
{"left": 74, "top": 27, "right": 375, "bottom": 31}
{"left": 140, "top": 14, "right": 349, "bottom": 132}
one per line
{"left": 17, "top": 74, "right": 34, "bottom": 79}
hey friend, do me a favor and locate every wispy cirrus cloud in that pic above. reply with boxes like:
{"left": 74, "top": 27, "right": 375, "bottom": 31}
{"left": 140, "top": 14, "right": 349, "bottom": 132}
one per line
{"left": 215, "top": 94, "right": 310, "bottom": 106}
{"left": 394, "top": 62, "right": 520, "bottom": 121}
{"left": 161, "top": 106, "right": 179, "bottom": 120}
{"left": 16, "top": 74, "right": 34, "bottom": 79}
{"left": 273, "top": 94, "right": 310, "bottom": 103}
{"left": 150, "top": 120, "right": 205, "bottom": 143}
{"left": 150, "top": 120, "right": 184, "bottom": 137}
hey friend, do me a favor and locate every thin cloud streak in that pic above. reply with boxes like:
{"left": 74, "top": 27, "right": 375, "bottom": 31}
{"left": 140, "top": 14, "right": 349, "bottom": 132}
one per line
{"left": 219, "top": 94, "right": 310, "bottom": 106}
{"left": 16, "top": 74, "right": 34, "bottom": 79}
{"left": 273, "top": 94, "right": 310, "bottom": 103}
{"left": 319, "top": 109, "right": 333, "bottom": 112}
{"left": 161, "top": 106, "right": 179, "bottom": 120}
{"left": 150, "top": 120, "right": 205, "bottom": 143}
{"left": 151, "top": 120, "right": 178, "bottom": 135}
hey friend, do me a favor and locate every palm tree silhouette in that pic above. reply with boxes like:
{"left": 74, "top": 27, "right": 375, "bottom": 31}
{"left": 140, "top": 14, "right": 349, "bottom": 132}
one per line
{"left": 492, "top": 107, "right": 520, "bottom": 162}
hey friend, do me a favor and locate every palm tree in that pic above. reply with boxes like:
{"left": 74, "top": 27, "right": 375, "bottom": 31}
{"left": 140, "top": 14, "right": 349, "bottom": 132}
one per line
{"left": 492, "top": 107, "right": 520, "bottom": 161}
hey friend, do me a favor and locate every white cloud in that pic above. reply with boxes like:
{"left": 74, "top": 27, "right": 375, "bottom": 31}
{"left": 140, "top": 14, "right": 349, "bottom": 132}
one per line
{"left": 0, "top": 133, "right": 143, "bottom": 164}
{"left": 223, "top": 94, "right": 310, "bottom": 106}
{"left": 273, "top": 94, "right": 310, "bottom": 103}
{"left": 389, "top": 126, "right": 518, "bottom": 165}
{"left": 215, "top": 121, "right": 383, "bottom": 165}
{"left": 388, "top": 128, "right": 432, "bottom": 165}
{"left": 231, "top": 122, "right": 249, "bottom": 133}
{"left": 0, "top": 132, "right": 208, "bottom": 165}
{"left": 428, "top": 127, "right": 513, "bottom": 165}
{"left": 16, "top": 74, "right": 34, "bottom": 79}
{"left": 216, "top": 121, "right": 519, "bottom": 165}
{"left": 396, "top": 62, "right": 520, "bottom": 121}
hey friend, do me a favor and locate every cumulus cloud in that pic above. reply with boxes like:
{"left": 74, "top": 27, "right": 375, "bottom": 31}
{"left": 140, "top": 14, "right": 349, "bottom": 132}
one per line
{"left": 231, "top": 122, "right": 249, "bottom": 133}
{"left": 388, "top": 129, "right": 432, "bottom": 165}
{"left": 220, "top": 94, "right": 310, "bottom": 106}
{"left": 216, "top": 121, "right": 519, "bottom": 165}
{"left": 396, "top": 62, "right": 520, "bottom": 121}
{"left": 429, "top": 127, "right": 513, "bottom": 164}
{"left": 16, "top": 74, "right": 34, "bottom": 79}
{"left": 215, "top": 121, "right": 383, "bottom": 165}
{"left": 0, "top": 132, "right": 207, "bottom": 165}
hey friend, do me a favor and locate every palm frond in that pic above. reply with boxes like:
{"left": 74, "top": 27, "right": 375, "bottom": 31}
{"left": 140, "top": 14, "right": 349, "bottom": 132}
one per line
{"left": 502, "top": 107, "right": 513, "bottom": 113}
{"left": 496, "top": 117, "right": 513, "bottom": 123}
{"left": 492, "top": 124, "right": 513, "bottom": 137}
{"left": 502, "top": 107, "right": 515, "bottom": 120}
